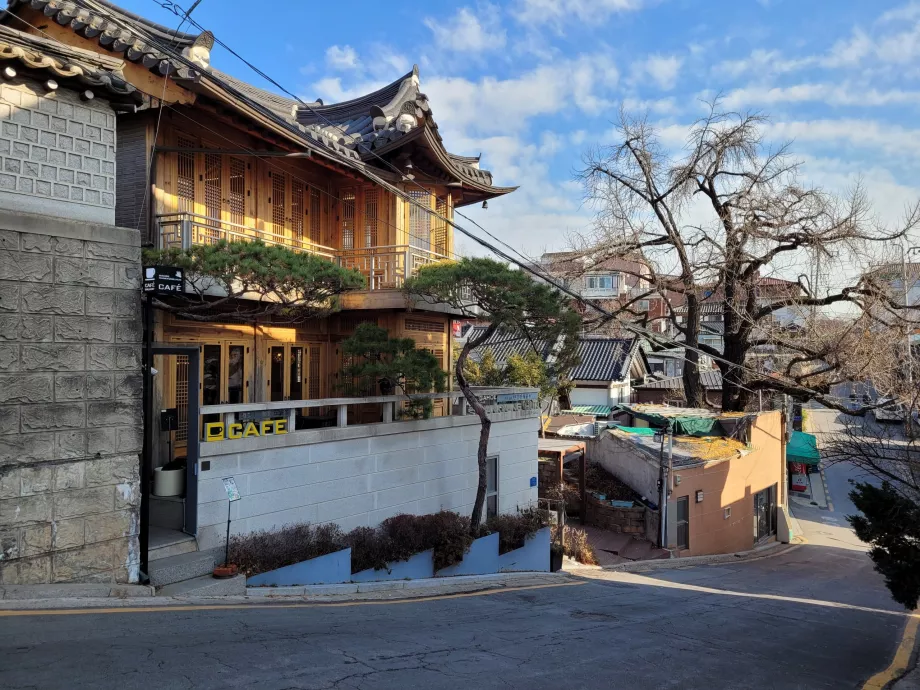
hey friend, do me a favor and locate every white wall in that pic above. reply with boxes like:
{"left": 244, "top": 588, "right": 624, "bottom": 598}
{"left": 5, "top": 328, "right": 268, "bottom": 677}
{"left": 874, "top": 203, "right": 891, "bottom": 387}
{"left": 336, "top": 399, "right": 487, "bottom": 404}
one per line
{"left": 195, "top": 413, "right": 539, "bottom": 549}
{"left": 570, "top": 386, "right": 609, "bottom": 408}
{"left": 588, "top": 431, "right": 659, "bottom": 502}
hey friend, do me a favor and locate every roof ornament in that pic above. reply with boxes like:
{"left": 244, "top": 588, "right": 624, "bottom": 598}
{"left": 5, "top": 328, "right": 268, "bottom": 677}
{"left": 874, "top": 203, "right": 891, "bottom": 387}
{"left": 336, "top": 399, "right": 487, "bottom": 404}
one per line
{"left": 183, "top": 30, "right": 213, "bottom": 70}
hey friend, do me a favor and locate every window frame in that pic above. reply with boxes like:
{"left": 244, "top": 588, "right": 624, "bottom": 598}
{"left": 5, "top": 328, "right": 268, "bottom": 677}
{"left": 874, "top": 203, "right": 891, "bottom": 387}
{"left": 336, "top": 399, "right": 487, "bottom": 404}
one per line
{"left": 485, "top": 455, "right": 499, "bottom": 520}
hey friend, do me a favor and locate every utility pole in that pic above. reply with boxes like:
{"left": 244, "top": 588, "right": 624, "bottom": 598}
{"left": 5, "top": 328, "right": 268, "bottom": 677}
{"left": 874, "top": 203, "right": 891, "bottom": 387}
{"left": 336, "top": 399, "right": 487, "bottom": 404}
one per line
{"left": 656, "top": 424, "right": 673, "bottom": 550}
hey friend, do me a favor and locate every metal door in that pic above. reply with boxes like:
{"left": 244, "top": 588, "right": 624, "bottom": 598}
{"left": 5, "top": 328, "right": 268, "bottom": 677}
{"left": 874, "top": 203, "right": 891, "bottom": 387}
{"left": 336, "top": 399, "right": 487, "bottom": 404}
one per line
{"left": 676, "top": 496, "right": 690, "bottom": 550}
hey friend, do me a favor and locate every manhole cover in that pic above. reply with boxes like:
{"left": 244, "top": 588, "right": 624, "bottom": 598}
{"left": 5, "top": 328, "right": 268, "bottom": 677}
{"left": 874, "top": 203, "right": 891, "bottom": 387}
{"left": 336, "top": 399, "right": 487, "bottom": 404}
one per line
{"left": 571, "top": 610, "right": 618, "bottom": 622}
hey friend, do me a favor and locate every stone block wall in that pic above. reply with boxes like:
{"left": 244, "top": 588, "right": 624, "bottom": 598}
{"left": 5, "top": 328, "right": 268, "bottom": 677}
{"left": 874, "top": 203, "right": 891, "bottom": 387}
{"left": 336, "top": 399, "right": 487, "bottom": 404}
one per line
{"left": 0, "top": 78, "right": 116, "bottom": 225}
{"left": 0, "top": 211, "right": 142, "bottom": 585}
{"left": 585, "top": 494, "right": 647, "bottom": 535}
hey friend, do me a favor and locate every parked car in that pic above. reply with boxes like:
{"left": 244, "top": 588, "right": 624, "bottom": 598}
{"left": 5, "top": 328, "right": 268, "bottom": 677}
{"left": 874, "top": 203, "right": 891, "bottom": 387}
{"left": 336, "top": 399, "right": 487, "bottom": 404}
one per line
{"left": 874, "top": 397, "right": 906, "bottom": 424}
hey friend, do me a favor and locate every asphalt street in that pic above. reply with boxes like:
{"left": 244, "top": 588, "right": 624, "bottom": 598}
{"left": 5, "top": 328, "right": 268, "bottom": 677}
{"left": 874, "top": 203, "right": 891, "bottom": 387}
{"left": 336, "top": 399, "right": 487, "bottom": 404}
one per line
{"left": 0, "top": 408, "right": 910, "bottom": 690}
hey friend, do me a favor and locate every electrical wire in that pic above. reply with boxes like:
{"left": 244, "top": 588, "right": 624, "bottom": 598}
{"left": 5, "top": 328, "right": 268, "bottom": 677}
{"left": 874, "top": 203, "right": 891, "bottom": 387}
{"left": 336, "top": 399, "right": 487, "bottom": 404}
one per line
{"left": 14, "top": 0, "right": 848, "bottom": 403}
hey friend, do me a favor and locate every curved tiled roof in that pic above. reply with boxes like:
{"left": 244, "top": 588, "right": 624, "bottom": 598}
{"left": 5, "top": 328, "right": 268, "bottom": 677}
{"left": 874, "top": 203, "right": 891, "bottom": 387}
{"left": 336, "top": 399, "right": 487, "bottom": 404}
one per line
{"left": 6, "top": 0, "right": 201, "bottom": 80}
{"left": 634, "top": 370, "right": 723, "bottom": 390}
{"left": 467, "top": 326, "right": 644, "bottom": 383}
{"left": 293, "top": 65, "right": 511, "bottom": 196}
{"left": 0, "top": 23, "right": 142, "bottom": 103}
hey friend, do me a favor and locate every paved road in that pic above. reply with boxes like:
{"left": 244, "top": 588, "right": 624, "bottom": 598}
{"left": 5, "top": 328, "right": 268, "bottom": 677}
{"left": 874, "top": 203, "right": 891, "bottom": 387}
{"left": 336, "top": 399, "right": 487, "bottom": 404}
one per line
{"left": 1, "top": 408, "right": 909, "bottom": 690}
{"left": 0, "top": 544, "right": 907, "bottom": 689}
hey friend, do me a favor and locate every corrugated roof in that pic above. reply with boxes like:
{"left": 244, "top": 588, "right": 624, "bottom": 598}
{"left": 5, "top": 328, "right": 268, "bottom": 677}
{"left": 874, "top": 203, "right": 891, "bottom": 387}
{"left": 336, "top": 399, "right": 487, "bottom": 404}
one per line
{"left": 634, "top": 370, "right": 723, "bottom": 390}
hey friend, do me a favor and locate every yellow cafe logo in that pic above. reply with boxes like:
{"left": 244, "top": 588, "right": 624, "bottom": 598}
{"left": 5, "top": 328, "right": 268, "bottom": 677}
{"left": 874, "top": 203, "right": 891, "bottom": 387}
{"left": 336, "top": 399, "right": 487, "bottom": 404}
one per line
{"left": 205, "top": 419, "right": 288, "bottom": 442}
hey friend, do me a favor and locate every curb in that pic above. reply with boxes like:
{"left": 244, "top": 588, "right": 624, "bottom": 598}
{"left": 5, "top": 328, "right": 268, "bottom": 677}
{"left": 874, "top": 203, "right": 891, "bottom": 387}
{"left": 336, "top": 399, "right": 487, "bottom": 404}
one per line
{"left": 574, "top": 539, "right": 802, "bottom": 574}
{"left": 0, "top": 584, "right": 155, "bottom": 600}
{"left": 246, "top": 571, "right": 567, "bottom": 600}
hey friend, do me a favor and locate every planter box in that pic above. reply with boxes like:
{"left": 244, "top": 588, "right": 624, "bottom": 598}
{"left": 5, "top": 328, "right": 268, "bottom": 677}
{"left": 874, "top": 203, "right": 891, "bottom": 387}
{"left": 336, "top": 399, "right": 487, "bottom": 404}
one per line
{"left": 498, "top": 527, "right": 550, "bottom": 573}
{"left": 351, "top": 550, "right": 435, "bottom": 583}
{"left": 247, "top": 548, "right": 352, "bottom": 587}
{"left": 436, "top": 532, "right": 500, "bottom": 577}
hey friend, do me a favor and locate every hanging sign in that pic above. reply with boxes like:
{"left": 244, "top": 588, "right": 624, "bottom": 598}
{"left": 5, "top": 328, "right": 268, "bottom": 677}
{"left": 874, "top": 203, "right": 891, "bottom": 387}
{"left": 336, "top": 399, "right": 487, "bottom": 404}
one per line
{"left": 143, "top": 266, "right": 185, "bottom": 294}
{"left": 222, "top": 477, "right": 241, "bottom": 502}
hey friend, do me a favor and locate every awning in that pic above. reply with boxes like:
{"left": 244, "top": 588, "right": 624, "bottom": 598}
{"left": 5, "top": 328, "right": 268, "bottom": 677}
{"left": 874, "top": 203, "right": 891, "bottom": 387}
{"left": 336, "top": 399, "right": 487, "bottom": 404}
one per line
{"left": 787, "top": 431, "right": 820, "bottom": 465}
{"left": 563, "top": 405, "right": 612, "bottom": 416}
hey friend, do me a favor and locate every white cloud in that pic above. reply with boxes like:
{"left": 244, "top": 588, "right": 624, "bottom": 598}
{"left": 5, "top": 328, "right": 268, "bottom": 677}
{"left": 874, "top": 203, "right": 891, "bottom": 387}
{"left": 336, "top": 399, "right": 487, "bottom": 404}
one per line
{"left": 311, "top": 77, "right": 387, "bottom": 104}
{"left": 325, "top": 45, "right": 360, "bottom": 71}
{"left": 632, "top": 54, "right": 683, "bottom": 90}
{"left": 424, "top": 6, "right": 506, "bottom": 53}
{"left": 512, "top": 0, "right": 645, "bottom": 27}
{"left": 621, "top": 96, "right": 679, "bottom": 115}
{"left": 424, "top": 54, "right": 619, "bottom": 137}
{"left": 721, "top": 82, "right": 920, "bottom": 108}
{"left": 878, "top": 2, "right": 920, "bottom": 24}
{"left": 713, "top": 49, "right": 813, "bottom": 79}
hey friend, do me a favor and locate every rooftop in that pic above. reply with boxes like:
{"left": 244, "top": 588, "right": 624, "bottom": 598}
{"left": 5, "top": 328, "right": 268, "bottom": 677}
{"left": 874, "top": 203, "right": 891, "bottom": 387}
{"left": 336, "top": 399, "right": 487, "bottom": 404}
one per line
{"left": 607, "top": 425, "right": 749, "bottom": 467}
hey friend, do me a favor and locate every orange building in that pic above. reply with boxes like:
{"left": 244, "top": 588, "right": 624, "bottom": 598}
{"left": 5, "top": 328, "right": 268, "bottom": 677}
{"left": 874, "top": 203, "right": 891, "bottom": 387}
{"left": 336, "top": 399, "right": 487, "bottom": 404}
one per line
{"left": 591, "top": 407, "right": 787, "bottom": 557}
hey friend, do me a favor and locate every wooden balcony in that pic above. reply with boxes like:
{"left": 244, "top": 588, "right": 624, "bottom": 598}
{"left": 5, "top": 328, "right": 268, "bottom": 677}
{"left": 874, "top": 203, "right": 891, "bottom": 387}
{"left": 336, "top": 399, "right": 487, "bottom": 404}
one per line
{"left": 157, "top": 212, "right": 451, "bottom": 291}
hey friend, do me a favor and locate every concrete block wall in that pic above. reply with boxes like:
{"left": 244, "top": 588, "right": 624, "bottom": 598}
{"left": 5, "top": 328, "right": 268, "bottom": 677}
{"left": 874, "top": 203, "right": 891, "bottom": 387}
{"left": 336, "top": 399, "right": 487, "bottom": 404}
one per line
{"left": 196, "top": 413, "right": 540, "bottom": 550}
{"left": 0, "top": 211, "right": 142, "bottom": 585}
{"left": 0, "top": 78, "right": 116, "bottom": 225}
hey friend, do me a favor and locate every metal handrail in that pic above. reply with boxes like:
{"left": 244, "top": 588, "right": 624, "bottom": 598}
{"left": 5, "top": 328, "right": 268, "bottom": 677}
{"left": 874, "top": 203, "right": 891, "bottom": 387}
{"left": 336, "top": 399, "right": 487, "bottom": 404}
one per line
{"left": 156, "top": 214, "right": 452, "bottom": 287}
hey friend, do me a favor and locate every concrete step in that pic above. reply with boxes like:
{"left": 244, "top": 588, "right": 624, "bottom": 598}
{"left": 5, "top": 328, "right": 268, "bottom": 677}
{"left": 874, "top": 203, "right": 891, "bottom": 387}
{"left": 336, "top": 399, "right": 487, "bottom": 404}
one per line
{"left": 150, "top": 496, "right": 184, "bottom": 531}
{"left": 157, "top": 574, "right": 246, "bottom": 598}
{"left": 148, "top": 527, "right": 197, "bottom": 562}
{"left": 148, "top": 551, "right": 217, "bottom": 587}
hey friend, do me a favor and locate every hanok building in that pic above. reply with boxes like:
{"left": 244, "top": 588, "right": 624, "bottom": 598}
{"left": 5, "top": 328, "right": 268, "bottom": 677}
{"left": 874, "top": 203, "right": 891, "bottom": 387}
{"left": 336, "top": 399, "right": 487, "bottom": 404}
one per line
{"left": 0, "top": 0, "right": 536, "bottom": 578}
{"left": 2, "top": 0, "right": 514, "bottom": 436}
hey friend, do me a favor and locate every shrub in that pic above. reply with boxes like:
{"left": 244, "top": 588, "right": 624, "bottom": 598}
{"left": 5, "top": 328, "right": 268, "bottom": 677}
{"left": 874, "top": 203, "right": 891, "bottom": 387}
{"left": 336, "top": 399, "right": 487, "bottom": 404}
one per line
{"left": 381, "top": 511, "right": 474, "bottom": 571}
{"left": 552, "top": 525, "right": 598, "bottom": 565}
{"left": 483, "top": 507, "right": 550, "bottom": 554}
{"left": 345, "top": 526, "right": 395, "bottom": 574}
{"left": 229, "top": 522, "right": 346, "bottom": 576}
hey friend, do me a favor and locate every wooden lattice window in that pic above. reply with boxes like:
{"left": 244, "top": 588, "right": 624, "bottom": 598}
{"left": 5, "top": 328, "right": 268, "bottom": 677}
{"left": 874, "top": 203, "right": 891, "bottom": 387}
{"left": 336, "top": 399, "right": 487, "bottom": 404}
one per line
{"left": 433, "top": 196, "right": 448, "bottom": 255}
{"left": 408, "top": 189, "right": 432, "bottom": 251}
{"left": 228, "top": 157, "right": 245, "bottom": 226}
{"left": 271, "top": 171, "right": 285, "bottom": 234}
{"left": 309, "top": 344, "right": 321, "bottom": 399}
{"left": 364, "top": 188, "right": 378, "bottom": 248}
{"left": 203, "top": 153, "right": 222, "bottom": 241}
{"left": 291, "top": 178, "right": 305, "bottom": 243}
{"left": 405, "top": 318, "right": 444, "bottom": 333}
{"left": 342, "top": 189, "right": 356, "bottom": 249}
{"left": 309, "top": 187, "right": 322, "bottom": 243}
{"left": 176, "top": 135, "right": 195, "bottom": 214}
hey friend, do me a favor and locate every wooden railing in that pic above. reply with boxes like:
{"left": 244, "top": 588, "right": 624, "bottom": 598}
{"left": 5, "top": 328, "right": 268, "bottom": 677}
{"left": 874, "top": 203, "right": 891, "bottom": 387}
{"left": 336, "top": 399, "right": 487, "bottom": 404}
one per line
{"left": 157, "top": 213, "right": 451, "bottom": 289}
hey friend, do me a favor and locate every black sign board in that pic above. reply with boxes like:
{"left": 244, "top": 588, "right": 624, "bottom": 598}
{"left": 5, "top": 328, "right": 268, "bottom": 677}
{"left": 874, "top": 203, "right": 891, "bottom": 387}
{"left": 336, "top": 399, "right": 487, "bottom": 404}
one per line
{"left": 160, "top": 408, "right": 179, "bottom": 432}
{"left": 143, "top": 266, "right": 185, "bottom": 294}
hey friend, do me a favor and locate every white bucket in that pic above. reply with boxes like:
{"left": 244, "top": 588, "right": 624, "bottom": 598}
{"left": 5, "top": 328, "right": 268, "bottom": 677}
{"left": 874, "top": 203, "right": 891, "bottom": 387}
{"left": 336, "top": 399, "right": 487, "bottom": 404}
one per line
{"left": 153, "top": 466, "right": 185, "bottom": 497}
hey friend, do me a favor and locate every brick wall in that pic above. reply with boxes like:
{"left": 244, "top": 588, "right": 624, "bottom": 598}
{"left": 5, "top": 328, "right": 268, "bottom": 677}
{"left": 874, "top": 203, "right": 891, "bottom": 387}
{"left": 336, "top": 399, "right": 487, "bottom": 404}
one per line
{"left": 0, "top": 211, "right": 142, "bottom": 585}
{"left": 0, "top": 78, "right": 116, "bottom": 225}
{"left": 114, "top": 116, "right": 148, "bottom": 240}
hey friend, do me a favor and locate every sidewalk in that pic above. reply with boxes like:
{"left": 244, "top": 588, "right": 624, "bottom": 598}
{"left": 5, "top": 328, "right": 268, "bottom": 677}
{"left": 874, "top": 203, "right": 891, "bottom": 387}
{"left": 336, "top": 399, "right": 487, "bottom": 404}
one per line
{"left": 0, "top": 572, "right": 570, "bottom": 611}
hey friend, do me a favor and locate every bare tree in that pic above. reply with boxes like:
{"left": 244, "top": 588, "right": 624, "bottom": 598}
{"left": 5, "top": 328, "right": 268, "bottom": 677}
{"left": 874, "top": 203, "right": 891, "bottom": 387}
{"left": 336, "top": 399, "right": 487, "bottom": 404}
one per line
{"left": 576, "top": 104, "right": 920, "bottom": 412}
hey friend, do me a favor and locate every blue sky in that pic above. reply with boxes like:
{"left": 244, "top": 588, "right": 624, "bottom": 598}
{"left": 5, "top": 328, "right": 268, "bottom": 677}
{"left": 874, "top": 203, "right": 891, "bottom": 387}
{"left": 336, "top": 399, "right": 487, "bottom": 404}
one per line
{"left": 126, "top": 0, "right": 920, "bottom": 274}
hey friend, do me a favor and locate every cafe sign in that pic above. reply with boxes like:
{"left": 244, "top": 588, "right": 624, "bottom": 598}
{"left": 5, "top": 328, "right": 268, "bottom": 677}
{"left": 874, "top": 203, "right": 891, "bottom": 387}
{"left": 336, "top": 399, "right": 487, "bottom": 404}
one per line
{"left": 205, "top": 419, "right": 288, "bottom": 442}
{"left": 143, "top": 266, "right": 185, "bottom": 294}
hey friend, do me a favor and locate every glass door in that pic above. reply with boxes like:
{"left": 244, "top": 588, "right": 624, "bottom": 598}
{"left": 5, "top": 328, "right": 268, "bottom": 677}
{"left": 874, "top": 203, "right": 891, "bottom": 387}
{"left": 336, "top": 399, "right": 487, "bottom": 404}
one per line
{"left": 268, "top": 345, "right": 286, "bottom": 402}
{"left": 754, "top": 485, "right": 777, "bottom": 542}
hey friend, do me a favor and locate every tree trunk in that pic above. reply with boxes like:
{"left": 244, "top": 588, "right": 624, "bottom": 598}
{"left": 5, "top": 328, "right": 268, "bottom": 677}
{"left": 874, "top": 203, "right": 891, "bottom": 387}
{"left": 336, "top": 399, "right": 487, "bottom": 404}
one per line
{"left": 682, "top": 295, "right": 705, "bottom": 407}
{"left": 456, "top": 323, "right": 498, "bottom": 533}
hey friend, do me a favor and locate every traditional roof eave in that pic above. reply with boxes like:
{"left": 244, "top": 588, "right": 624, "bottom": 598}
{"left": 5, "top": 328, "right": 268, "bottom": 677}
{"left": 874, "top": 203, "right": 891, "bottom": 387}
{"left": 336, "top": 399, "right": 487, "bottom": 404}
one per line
{"left": 0, "top": 23, "right": 142, "bottom": 104}
{"left": 5, "top": 0, "right": 203, "bottom": 81}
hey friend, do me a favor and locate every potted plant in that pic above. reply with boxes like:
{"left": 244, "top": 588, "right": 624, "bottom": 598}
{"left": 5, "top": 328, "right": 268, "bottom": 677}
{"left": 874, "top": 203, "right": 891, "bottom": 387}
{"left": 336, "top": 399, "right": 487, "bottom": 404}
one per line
{"left": 153, "top": 457, "right": 186, "bottom": 497}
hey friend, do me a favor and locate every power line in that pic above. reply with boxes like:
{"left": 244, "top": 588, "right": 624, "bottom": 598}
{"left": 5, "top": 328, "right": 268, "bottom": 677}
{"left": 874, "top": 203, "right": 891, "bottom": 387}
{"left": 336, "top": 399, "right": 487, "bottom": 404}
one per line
{"left": 32, "top": 0, "right": 849, "bottom": 403}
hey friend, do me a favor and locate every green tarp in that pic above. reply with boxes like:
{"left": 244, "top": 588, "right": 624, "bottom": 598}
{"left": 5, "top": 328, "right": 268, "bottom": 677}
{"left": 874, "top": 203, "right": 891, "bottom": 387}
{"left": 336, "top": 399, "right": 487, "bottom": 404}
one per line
{"left": 563, "top": 405, "right": 613, "bottom": 416}
{"left": 787, "top": 431, "right": 820, "bottom": 465}
{"left": 620, "top": 407, "right": 723, "bottom": 437}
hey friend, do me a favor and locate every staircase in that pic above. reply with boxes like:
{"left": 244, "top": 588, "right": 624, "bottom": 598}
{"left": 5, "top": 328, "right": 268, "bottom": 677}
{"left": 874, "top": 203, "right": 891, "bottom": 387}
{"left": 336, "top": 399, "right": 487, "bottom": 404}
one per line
{"left": 147, "top": 527, "right": 245, "bottom": 596}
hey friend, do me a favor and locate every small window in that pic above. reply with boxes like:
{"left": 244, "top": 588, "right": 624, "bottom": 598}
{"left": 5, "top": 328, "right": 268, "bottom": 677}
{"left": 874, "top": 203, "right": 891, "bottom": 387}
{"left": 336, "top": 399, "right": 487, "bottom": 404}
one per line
{"left": 637, "top": 300, "right": 650, "bottom": 312}
{"left": 486, "top": 455, "right": 499, "bottom": 519}
{"left": 586, "top": 274, "right": 615, "bottom": 291}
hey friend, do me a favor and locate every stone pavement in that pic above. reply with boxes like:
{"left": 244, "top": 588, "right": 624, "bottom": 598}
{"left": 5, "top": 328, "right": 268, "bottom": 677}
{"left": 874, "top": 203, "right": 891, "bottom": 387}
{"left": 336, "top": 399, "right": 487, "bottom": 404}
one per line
{"left": 577, "top": 524, "right": 669, "bottom": 566}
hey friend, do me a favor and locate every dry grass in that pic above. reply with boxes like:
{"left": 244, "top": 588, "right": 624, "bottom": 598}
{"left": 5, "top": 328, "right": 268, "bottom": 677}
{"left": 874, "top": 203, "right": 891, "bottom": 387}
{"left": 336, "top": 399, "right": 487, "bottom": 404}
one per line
{"left": 674, "top": 435, "right": 745, "bottom": 461}
{"left": 552, "top": 525, "right": 598, "bottom": 565}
